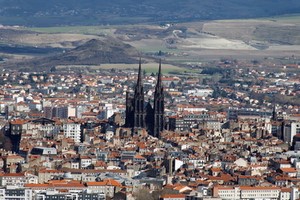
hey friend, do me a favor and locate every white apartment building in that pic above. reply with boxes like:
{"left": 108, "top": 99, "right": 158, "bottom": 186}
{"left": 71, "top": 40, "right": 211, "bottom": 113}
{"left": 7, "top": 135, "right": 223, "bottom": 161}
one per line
{"left": 213, "top": 186, "right": 299, "bottom": 200}
{"left": 63, "top": 123, "right": 81, "bottom": 143}
{"left": 0, "top": 173, "right": 38, "bottom": 187}
{"left": 283, "top": 122, "right": 300, "bottom": 144}
{"left": 0, "top": 187, "right": 33, "bottom": 200}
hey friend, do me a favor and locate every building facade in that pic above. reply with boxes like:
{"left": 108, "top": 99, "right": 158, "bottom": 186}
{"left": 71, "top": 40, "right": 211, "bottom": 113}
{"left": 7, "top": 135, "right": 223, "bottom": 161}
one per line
{"left": 125, "top": 59, "right": 164, "bottom": 137}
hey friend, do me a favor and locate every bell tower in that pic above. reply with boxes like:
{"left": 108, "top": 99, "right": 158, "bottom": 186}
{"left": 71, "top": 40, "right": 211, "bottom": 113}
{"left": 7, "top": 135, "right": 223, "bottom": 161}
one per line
{"left": 133, "top": 58, "right": 145, "bottom": 128}
{"left": 153, "top": 60, "right": 164, "bottom": 137}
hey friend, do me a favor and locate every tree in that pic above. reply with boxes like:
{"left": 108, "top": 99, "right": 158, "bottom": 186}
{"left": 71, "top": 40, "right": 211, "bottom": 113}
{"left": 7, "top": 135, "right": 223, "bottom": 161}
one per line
{"left": 50, "top": 66, "right": 56, "bottom": 72}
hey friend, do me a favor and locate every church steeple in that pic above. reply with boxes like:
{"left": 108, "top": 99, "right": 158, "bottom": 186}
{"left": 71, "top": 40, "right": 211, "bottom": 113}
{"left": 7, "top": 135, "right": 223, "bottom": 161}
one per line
{"left": 133, "top": 57, "right": 145, "bottom": 128}
{"left": 136, "top": 57, "right": 142, "bottom": 92}
{"left": 155, "top": 59, "right": 162, "bottom": 93}
{"left": 153, "top": 59, "right": 164, "bottom": 138}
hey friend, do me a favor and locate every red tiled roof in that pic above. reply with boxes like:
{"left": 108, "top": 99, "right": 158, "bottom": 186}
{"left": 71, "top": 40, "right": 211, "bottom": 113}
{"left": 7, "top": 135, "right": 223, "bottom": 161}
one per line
{"left": 0, "top": 173, "right": 24, "bottom": 177}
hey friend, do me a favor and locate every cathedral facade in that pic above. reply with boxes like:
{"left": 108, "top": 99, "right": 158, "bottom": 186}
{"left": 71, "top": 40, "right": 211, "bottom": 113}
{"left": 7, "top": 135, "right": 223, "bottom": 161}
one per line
{"left": 125, "top": 59, "right": 164, "bottom": 138}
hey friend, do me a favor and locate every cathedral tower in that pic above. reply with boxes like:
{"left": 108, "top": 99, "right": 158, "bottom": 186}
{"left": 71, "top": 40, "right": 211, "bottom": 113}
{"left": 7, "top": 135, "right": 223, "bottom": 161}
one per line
{"left": 133, "top": 58, "right": 145, "bottom": 128}
{"left": 125, "top": 59, "right": 164, "bottom": 137}
{"left": 153, "top": 60, "right": 164, "bottom": 137}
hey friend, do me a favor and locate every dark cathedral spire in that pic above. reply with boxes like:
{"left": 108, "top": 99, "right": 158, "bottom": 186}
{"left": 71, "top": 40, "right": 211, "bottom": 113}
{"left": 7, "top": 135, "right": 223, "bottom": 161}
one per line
{"left": 136, "top": 57, "right": 142, "bottom": 92}
{"left": 153, "top": 59, "right": 164, "bottom": 137}
{"left": 133, "top": 57, "right": 145, "bottom": 128}
{"left": 272, "top": 104, "right": 277, "bottom": 121}
{"left": 155, "top": 59, "right": 162, "bottom": 92}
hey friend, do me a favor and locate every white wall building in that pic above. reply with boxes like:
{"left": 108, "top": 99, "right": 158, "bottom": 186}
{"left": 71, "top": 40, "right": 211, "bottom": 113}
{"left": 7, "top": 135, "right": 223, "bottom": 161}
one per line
{"left": 68, "top": 106, "right": 76, "bottom": 118}
{"left": 213, "top": 186, "right": 299, "bottom": 200}
{"left": 0, "top": 187, "right": 33, "bottom": 200}
{"left": 186, "top": 89, "right": 213, "bottom": 97}
{"left": 63, "top": 123, "right": 81, "bottom": 143}
{"left": 0, "top": 173, "right": 38, "bottom": 187}
{"left": 283, "top": 122, "right": 300, "bottom": 145}
{"left": 104, "top": 103, "right": 118, "bottom": 119}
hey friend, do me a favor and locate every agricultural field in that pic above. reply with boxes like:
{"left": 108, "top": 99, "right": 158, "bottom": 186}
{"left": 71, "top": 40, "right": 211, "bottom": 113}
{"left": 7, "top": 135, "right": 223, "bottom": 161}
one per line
{"left": 1, "top": 14, "right": 300, "bottom": 71}
{"left": 56, "top": 63, "right": 196, "bottom": 74}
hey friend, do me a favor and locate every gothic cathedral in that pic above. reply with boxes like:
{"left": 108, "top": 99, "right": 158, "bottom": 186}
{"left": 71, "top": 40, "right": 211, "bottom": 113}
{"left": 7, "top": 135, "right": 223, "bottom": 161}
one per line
{"left": 125, "top": 59, "right": 164, "bottom": 137}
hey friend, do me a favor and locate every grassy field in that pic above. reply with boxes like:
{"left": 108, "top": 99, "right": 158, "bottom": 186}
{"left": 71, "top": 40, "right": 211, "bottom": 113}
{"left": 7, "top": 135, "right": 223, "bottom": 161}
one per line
{"left": 26, "top": 26, "right": 116, "bottom": 35}
{"left": 263, "top": 14, "right": 300, "bottom": 23}
{"left": 127, "top": 39, "right": 183, "bottom": 53}
{"left": 212, "top": 14, "right": 300, "bottom": 23}
{"left": 56, "top": 63, "right": 196, "bottom": 74}
{"left": 19, "top": 14, "right": 300, "bottom": 65}
{"left": 25, "top": 23, "right": 154, "bottom": 35}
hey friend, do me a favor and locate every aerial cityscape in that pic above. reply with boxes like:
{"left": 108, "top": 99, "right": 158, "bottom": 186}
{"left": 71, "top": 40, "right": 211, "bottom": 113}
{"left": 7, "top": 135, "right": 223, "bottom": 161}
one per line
{"left": 0, "top": 1, "right": 300, "bottom": 200}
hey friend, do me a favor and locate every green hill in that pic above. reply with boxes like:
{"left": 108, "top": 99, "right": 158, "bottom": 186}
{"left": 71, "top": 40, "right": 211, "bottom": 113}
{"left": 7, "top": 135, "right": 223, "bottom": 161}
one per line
{"left": 2, "top": 38, "right": 139, "bottom": 71}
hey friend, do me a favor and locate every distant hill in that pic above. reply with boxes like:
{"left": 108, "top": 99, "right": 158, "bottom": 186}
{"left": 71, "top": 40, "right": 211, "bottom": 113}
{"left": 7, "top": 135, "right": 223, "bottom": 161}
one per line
{"left": 0, "top": 0, "right": 300, "bottom": 26}
{"left": 49, "top": 38, "right": 138, "bottom": 64}
{"left": 3, "top": 38, "right": 139, "bottom": 70}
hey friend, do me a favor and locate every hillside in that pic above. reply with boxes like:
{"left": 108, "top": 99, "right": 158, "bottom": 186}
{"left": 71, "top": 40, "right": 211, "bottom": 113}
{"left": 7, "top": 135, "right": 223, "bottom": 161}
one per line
{"left": 2, "top": 38, "right": 139, "bottom": 71}
{"left": 0, "top": 0, "right": 300, "bottom": 26}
